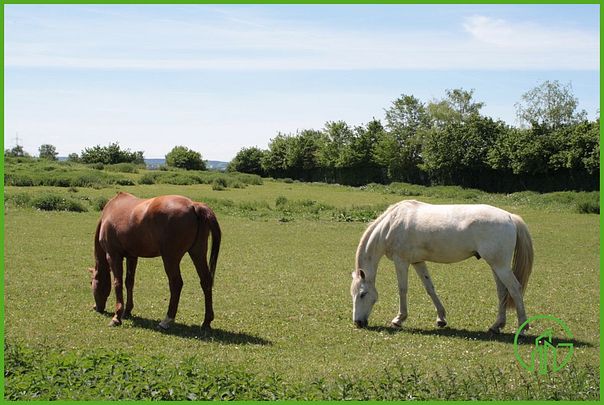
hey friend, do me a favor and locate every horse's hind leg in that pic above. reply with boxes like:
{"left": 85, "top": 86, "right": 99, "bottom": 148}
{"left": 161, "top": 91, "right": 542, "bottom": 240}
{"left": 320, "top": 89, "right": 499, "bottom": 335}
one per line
{"left": 412, "top": 262, "right": 447, "bottom": 328}
{"left": 189, "top": 247, "right": 214, "bottom": 330}
{"left": 391, "top": 256, "right": 410, "bottom": 328}
{"left": 489, "top": 271, "right": 507, "bottom": 333}
{"left": 491, "top": 265, "right": 528, "bottom": 334}
{"left": 158, "top": 255, "right": 184, "bottom": 330}
{"left": 124, "top": 256, "right": 138, "bottom": 319}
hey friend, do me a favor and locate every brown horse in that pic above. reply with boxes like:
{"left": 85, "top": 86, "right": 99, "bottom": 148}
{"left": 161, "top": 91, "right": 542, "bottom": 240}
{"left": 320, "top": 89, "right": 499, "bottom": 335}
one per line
{"left": 90, "top": 192, "right": 221, "bottom": 330}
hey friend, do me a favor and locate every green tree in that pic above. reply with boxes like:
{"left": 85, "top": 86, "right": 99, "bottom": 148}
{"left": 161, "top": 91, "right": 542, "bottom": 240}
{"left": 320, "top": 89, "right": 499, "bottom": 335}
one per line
{"left": 38, "top": 144, "right": 58, "bottom": 160}
{"left": 261, "top": 133, "right": 291, "bottom": 177}
{"left": 317, "top": 121, "right": 354, "bottom": 169}
{"left": 515, "top": 80, "right": 587, "bottom": 130}
{"left": 286, "top": 129, "right": 324, "bottom": 172}
{"left": 4, "top": 145, "right": 30, "bottom": 158}
{"left": 374, "top": 95, "right": 429, "bottom": 182}
{"left": 427, "top": 88, "right": 484, "bottom": 128}
{"left": 422, "top": 115, "right": 504, "bottom": 184}
{"left": 228, "top": 147, "right": 266, "bottom": 175}
{"left": 67, "top": 153, "right": 80, "bottom": 163}
{"left": 165, "top": 146, "right": 206, "bottom": 171}
{"left": 81, "top": 142, "right": 144, "bottom": 165}
{"left": 340, "top": 119, "right": 383, "bottom": 168}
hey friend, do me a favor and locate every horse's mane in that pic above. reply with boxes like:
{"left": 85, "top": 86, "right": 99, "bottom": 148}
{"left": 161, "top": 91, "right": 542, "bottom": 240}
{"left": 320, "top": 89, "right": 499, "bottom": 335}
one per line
{"left": 354, "top": 202, "right": 402, "bottom": 271}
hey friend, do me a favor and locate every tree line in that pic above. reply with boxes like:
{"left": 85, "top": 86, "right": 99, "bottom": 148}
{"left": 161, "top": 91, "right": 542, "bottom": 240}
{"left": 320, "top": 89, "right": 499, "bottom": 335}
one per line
{"left": 5, "top": 143, "right": 207, "bottom": 171}
{"left": 228, "top": 81, "right": 599, "bottom": 192}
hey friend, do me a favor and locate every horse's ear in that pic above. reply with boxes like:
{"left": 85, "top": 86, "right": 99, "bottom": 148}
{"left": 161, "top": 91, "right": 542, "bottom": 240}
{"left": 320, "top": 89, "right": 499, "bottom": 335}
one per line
{"left": 87, "top": 267, "right": 95, "bottom": 274}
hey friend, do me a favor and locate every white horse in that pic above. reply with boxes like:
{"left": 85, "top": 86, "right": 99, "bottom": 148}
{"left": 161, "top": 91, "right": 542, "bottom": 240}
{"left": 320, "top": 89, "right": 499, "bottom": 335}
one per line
{"left": 350, "top": 200, "right": 533, "bottom": 333}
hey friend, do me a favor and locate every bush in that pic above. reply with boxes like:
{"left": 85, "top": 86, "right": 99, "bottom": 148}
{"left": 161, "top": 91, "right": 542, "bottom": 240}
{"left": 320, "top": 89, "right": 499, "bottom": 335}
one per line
{"left": 138, "top": 173, "right": 157, "bottom": 185}
{"left": 577, "top": 200, "right": 600, "bottom": 214}
{"left": 105, "top": 163, "right": 140, "bottom": 173}
{"left": 32, "top": 194, "right": 87, "bottom": 212}
{"left": 93, "top": 196, "right": 109, "bottom": 211}
{"left": 80, "top": 142, "right": 144, "bottom": 165}
{"left": 6, "top": 193, "right": 32, "bottom": 208}
{"left": 275, "top": 196, "right": 288, "bottom": 207}
{"left": 212, "top": 177, "right": 228, "bottom": 191}
{"left": 165, "top": 146, "right": 206, "bottom": 171}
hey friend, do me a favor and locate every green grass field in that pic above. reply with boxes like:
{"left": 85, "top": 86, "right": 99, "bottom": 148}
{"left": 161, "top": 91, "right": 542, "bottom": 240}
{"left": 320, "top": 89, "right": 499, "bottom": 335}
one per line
{"left": 3, "top": 174, "right": 600, "bottom": 400}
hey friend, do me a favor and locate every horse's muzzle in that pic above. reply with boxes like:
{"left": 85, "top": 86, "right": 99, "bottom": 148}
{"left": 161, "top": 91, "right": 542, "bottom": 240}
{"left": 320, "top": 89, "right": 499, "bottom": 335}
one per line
{"left": 354, "top": 320, "right": 368, "bottom": 328}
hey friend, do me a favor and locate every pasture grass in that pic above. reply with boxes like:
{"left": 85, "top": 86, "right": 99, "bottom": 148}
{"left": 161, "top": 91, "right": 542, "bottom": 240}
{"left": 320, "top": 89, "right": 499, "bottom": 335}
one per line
{"left": 3, "top": 179, "right": 600, "bottom": 400}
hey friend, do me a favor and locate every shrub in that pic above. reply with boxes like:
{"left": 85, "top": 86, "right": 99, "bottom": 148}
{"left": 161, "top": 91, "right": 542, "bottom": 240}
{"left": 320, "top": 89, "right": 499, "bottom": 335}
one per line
{"left": 275, "top": 196, "right": 288, "bottom": 207}
{"left": 212, "top": 177, "right": 228, "bottom": 191}
{"left": 93, "top": 196, "right": 109, "bottom": 211}
{"left": 116, "top": 179, "right": 135, "bottom": 186}
{"left": 577, "top": 200, "right": 600, "bottom": 214}
{"left": 6, "top": 193, "right": 32, "bottom": 208}
{"left": 105, "top": 163, "right": 140, "bottom": 173}
{"left": 138, "top": 173, "right": 157, "bottom": 185}
{"left": 32, "top": 194, "right": 87, "bottom": 212}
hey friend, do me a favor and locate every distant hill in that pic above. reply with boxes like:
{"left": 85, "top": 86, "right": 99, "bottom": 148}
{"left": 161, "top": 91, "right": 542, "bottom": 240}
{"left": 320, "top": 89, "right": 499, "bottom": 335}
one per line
{"left": 58, "top": 157, "right": 229, "bottom": 171}
{"left": 144, "top": 158, "right": 228, "bottom": 171}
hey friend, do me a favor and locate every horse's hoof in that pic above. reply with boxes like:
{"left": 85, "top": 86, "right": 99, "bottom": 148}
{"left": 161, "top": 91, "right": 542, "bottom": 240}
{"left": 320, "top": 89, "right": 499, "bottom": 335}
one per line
{"left": 108, "top": 318, "right": 122, "bottom": 327}
{"left": 436, "top": 320, "right": 447, "bottom": 328}
{"left": 390, "top": 321, "right": 402, "bottom": 329}
{"left": 201, "top": 323, "right": 212, "bottom": 331}
{"left": 123, "top": 312, "right": 132, "bottom": 320}
{"left": 488, "top": 327, "right": 501, "bottom": 334}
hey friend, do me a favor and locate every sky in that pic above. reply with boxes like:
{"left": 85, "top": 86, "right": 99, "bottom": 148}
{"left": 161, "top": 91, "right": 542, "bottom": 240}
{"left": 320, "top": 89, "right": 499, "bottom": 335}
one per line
{"left": 4, "top": 4, "right": 600, "bottom": 161}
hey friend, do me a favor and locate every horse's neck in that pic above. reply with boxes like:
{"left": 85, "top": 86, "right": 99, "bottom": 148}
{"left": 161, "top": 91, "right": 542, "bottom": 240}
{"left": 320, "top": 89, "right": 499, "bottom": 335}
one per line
{"left": 355, "top": 221, "right": 385, "bottom": 280}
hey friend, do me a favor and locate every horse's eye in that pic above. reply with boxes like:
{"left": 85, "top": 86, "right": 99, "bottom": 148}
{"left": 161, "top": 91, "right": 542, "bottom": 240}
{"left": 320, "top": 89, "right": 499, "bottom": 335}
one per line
{"left": 360, "top": 292, "right": 367, "bottom": 299}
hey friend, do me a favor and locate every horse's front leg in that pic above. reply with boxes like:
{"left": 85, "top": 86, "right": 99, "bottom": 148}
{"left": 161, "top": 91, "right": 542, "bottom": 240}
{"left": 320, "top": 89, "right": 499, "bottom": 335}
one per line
{"left": 391, "top": 256, "right": 410, "bottom": 328}
{"left": 124, "top": 256, "right": 138, "bottom": 319}
{"left": 107, "top": 254, "right": 125, "bottom": 327}
{"left": 412, "top": 262, "right": 447, "bottom": 328}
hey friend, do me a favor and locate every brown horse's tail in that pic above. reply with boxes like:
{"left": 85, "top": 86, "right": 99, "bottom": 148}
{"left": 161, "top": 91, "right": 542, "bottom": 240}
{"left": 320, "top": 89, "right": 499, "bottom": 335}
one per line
{"left": 505, "top": 214, "right": 534, "bottom": 308}
{"left": 195, "top": 204, "right": 221, "bottom": 281}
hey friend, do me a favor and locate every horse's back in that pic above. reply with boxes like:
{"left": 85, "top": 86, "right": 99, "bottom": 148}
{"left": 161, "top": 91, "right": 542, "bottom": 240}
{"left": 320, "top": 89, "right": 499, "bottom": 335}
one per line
{"left": 384, "top": 201, "right": 517, "bottom": 264}
{"left": 98, "top": 193, "right": 199, "bottom": 258}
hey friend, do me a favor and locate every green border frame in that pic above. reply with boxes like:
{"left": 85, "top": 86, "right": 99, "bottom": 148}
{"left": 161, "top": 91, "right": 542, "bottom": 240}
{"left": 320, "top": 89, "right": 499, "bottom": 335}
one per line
{"left": 1, "top": 1, "right": 601, "bottom": 402}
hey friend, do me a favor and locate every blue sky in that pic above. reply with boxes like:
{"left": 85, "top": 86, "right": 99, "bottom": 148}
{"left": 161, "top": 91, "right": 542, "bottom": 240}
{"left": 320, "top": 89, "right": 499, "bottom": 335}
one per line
{"left": 4, "top": 4, "right": 600, "bottom": 161}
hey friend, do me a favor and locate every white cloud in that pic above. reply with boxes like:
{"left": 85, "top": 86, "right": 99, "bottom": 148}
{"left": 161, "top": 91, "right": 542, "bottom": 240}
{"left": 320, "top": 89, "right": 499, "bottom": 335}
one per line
{"left": 4, "top": 7, "right": 599, "bottom": 71}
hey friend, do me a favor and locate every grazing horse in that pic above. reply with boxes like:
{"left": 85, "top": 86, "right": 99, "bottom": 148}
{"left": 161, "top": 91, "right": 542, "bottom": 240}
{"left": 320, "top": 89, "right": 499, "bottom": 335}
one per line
{"left": 90, "top": 192, "right": 221, "bottom": 330}
{"left": 350, "top": 200, "right": 533, "bottom": 334}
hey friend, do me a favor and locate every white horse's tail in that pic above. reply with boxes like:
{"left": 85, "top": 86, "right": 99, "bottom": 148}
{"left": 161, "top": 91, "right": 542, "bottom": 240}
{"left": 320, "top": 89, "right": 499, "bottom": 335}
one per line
{"left": 505, "top": 214, "right": 534, "bottom": 308}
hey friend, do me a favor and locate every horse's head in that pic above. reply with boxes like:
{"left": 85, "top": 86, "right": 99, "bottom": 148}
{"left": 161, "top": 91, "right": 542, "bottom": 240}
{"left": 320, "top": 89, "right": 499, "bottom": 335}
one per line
{"left": 89, "top": 266, "right": 110, "bottom": 313}
{"left": 350, "top": 269, "right": 378, "bottom": 328}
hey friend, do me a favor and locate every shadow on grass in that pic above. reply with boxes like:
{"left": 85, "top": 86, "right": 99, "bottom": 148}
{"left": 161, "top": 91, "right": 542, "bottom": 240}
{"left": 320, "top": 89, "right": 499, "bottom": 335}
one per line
{"left": 366, "top": 325, "right": 593, "bottom": 348}
{"left": 112, "top": 314, "right": 273, "bottom": 346}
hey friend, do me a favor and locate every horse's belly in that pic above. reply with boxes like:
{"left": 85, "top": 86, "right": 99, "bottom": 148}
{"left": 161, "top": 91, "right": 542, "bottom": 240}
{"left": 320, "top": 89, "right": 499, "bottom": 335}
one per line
{"left": 406, "top": 240, "right": 475, "bottom": 264}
